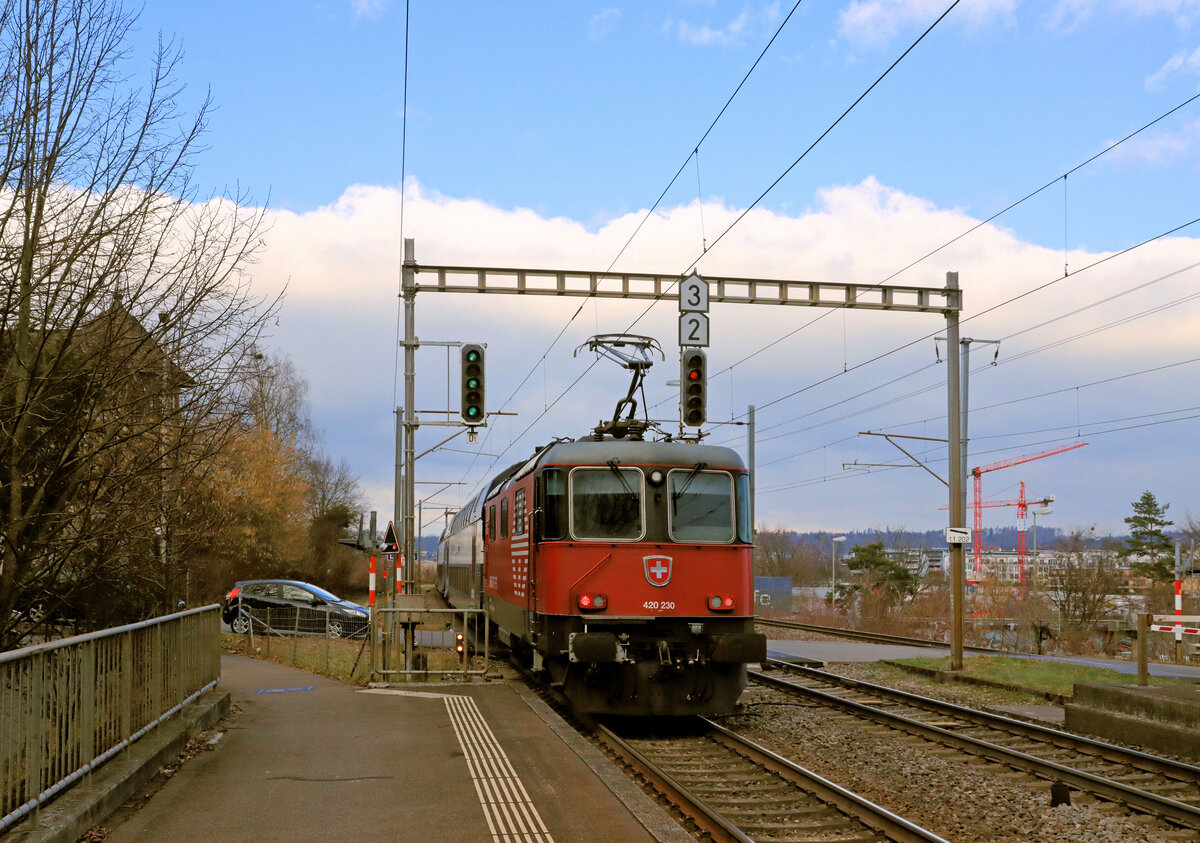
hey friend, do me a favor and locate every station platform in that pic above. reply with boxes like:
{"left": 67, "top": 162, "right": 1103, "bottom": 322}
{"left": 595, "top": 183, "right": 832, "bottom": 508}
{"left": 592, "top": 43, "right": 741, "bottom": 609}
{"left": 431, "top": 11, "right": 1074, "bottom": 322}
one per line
{"left": 101, "top": 655, "right": 692, "bottom": 843}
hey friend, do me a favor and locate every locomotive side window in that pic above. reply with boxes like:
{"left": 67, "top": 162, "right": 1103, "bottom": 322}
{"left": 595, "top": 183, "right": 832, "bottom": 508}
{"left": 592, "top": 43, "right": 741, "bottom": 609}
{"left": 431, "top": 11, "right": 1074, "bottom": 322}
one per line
{"left": 736, "top": 473, "right": 753, "bottom": 543}
{"left": 541, "top": 469, "right": 567, "bottom": 540}
{"left": 570, "top": 467, "right": 643, "bottom": 541}
{"left": 500, "top": 497, "right": 509, "bottom": 539}
{"left": 668, "top": 470, "right": 734, "bottom": 543}
{"left": 488, "top": 505, "right": 496, "bottom": 542}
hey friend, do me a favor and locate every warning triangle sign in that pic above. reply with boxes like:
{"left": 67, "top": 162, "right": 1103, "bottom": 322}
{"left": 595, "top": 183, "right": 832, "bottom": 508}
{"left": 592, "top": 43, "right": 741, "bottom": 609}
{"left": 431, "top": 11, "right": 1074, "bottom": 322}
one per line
{"left": 382, "top": 521, "right": 400, "bottom": 553}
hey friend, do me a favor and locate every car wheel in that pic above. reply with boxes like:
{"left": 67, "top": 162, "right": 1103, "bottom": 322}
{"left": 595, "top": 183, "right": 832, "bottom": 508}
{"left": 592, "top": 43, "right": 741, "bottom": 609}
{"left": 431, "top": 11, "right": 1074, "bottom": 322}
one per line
{"left": 231, "top": 614, "right": 250, "bottom": 634}
{"left": 327, "top": 619, "right": 344, "bottom": 639}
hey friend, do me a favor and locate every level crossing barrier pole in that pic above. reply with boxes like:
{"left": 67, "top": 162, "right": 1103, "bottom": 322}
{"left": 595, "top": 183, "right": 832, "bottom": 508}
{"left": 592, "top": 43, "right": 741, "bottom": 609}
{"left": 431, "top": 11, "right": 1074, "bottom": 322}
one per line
{"left": 1137, "top": 612, "right": 1150, "bottom": 686}
{"left": 1176, "top": 541, "right": 1184, "bottom": 664}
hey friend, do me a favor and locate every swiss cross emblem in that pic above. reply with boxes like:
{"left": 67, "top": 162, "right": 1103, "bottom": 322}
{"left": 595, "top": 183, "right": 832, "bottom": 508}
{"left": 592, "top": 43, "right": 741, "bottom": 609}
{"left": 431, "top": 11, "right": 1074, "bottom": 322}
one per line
{"left": 643, "top": 555, "right": 673, "bottom": 587}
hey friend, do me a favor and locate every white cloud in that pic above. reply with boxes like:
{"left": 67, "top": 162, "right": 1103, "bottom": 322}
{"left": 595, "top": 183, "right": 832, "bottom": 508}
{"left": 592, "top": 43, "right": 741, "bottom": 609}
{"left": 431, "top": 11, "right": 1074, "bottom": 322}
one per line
{"left": 589, "top": 8, "right": 621, "bottom": 41}
{"left": 1146, "top": 46, "right": 1200, "bottom": 88}
{"left": 1046, "top": 0, "right": 1200, "bottom": 31}
{"left": 1104, "top": 118, "right": 1200, "bottom": 164}
{"left": 675, "top": 10, "right": 752, "bottom": 46}
{"left": 247, "top": 176, "right": 1200, "bottom": 533}
{"left": 348, "top": 0, "right": 387, "bottom": 20}
{"left": 838, "top": 0, "right": 1016, "bottom": 50}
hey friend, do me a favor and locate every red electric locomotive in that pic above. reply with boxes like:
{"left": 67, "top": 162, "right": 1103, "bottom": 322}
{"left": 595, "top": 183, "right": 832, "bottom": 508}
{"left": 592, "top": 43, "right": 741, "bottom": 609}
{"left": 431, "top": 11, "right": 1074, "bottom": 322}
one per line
{"left": 437, "top": 335, "right": 765, "bottom": 716}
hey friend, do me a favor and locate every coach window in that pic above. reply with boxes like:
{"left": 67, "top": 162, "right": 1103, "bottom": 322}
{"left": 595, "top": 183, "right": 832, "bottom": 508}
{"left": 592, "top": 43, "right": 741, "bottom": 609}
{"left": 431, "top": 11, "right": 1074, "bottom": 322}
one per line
{"left": 570, "top": 467, "right": 643, "bottom": 540}
{"left": 541, "top": 469, "right": 567, "bottom": 540}
{"left": 488, "top": 505, "right": 496, "bottom": 542}
{"left": 668, "top": 470, "right": 734, "bottom": 543}
{"left": 500, "top": 497, "right": 509, "bottom": 539}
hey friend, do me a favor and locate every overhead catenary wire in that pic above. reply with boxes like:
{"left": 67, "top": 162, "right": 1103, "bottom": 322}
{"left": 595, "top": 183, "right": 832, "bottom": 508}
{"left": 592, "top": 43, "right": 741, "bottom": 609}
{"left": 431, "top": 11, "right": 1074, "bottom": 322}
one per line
{"left": 453, "top": 0, "right": 812, "bottom": 493}
{"left": 462, "top": 0, "right": 810, "bottom": 454}
{"left": 757, "top": 409, "right": 1200, "bottom": 494}
{"left": 460, "top": 2, "right": 968, "bottom": 499}
{"left": 704, "top": 213, "right": 1200, "bottom": 432}
{"left": 753, "top": 353, "right": 1200, "bottom": 469}
{"left": 720, "top": 255, "right": 1200, "bottom": 448}
{"left": 651, "top": 90, "right": 1200, "bottom": 417}
{"left": 621, "top": 0, "right": 964, "bottom": 345}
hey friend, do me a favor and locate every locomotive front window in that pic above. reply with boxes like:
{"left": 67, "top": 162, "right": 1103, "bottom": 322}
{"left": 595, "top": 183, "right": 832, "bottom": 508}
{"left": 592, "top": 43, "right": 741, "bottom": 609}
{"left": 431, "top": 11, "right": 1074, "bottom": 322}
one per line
{"left": 668, "top": 470, "right": 735, "bottom": 543}
{"left": 570, "top": 467, "right": 643, "bottom": 540}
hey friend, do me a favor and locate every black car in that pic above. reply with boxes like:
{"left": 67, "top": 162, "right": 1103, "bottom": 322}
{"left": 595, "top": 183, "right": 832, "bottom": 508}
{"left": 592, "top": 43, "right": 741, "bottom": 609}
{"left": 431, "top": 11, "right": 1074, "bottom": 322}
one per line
{"left": 222, "top": 580, "right": 369, "bottom": 638}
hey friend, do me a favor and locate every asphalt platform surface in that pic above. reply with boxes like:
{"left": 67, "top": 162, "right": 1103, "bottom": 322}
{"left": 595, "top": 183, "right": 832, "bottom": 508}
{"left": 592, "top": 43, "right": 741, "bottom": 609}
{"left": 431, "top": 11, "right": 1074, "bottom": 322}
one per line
{"left": 101, "top": 655, "right": 689, "bottom": 843}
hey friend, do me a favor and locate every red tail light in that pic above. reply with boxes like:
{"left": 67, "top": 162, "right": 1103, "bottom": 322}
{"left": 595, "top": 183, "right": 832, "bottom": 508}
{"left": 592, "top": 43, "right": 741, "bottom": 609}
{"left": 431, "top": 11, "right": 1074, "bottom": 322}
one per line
{"left": 226, "top": 587, "right": 241, "bottom": 601}
{"left": 578, "top": 593, "right": 607, "bottom": 611}
{"left": 707, "top": 594, "right": 734, "bottom": 612}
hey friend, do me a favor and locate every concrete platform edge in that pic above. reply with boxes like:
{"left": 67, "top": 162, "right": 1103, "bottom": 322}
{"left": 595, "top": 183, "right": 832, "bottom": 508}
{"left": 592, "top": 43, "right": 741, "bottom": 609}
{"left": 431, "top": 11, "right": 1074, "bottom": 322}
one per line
{"left": 1064, "top": 703, "right": 1200, "bottom": 762}
{"left": 512, "top": 686, "right": 694, "bottom": 843}
{"left": 6, "top": 687, "right": 231, "bottom": 843}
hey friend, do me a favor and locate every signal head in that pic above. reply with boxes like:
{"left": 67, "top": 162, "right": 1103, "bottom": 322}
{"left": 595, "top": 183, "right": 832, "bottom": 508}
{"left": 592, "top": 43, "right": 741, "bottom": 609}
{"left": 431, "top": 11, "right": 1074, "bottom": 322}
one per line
{"left": 460, "top": 343, "right": 486, "bottom": 424}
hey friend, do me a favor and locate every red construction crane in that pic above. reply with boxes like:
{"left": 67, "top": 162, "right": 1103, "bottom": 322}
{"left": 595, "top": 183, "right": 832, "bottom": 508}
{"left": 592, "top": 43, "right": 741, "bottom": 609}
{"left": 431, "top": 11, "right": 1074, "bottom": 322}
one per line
{"left": 970, "top": 442, "right": 1087, "bottom": 581}
{"left": 941, "top": 487, "right": 1055, "bottom": 584}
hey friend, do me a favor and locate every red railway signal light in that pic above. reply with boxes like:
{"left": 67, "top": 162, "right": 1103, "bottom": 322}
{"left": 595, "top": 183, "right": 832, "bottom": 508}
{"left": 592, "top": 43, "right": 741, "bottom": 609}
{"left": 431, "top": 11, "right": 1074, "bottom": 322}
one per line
{"left": 680, "top": 349, "right": 707, "bottom": 427}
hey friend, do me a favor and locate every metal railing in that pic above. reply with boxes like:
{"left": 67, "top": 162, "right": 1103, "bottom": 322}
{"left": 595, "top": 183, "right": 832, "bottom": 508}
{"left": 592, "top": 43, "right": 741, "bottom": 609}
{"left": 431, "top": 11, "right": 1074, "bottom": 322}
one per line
{"left": 235, "top": 605, "right": 373, "bottom": 681}
{"left": 0, "top": 605, "right": 220, "bottom": 832}
{"left": 372, "top": 607, "right": 489, "bottom": 679}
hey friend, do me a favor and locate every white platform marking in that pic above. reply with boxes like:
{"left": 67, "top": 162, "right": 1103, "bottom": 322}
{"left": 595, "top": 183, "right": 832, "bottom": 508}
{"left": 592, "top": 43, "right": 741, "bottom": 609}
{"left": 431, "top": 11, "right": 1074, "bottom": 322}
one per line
{"left": 360, "top": 688, "right": 554, "bottom": 842}
{"left": 445, "top": 694, "right": 554, "bottom": 843}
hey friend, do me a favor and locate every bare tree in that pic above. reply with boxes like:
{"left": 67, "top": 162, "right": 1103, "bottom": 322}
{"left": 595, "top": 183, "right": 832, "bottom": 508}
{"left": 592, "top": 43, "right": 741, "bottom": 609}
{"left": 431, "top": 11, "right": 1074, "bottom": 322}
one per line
{"left": 0, "top": 0, "right": 278, "bottom": 646}
{"left": 753, "top": 527, "right": 823, "bottom": 583}
{"left": 1045, "top": 530, "right": 1120, "bottom": 653}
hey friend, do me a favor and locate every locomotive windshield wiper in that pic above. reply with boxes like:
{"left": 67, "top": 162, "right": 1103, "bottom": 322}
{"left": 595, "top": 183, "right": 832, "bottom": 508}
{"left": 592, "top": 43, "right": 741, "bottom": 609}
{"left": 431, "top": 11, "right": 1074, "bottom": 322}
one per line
{"left": 672, "top": 462, "right": 708, "bottom": 509}
{"left": 606, "top": 458, "right": 637, "bottom": 500}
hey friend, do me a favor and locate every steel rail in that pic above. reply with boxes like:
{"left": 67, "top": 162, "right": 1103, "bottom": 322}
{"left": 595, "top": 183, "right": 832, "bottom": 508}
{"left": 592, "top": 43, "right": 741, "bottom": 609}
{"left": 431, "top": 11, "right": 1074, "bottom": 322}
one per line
{"left": 593, "top": 719, "right": 949, "bottom": 843}
{"left": 767, "top": 660, "right": 1200, "bottom": 780}
{"left": 755, "top": 616, "right": 1004, "bottom": 654}
{"left": 702, "top": 719, "right": 951, "bottom": 843}
{"left": 751, "top": 667, "right": 1200, "bottom": 828}
{"left": 592, "top": 721, "right": 752, "bottom": 843}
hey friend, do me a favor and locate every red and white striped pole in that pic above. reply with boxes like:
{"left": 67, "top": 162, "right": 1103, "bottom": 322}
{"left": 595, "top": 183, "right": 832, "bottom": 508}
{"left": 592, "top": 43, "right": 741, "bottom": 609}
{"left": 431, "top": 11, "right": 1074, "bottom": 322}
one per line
{"left": 1175, "top": 541, "right": 1183, "bottom": 663}
{"left": 369, "top": 555, "right": 377, "bottom": 607}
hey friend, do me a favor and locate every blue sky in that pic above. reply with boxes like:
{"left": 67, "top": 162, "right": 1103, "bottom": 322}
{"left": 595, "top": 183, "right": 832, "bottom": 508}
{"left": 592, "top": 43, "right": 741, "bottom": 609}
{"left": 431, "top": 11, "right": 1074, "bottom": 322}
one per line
{"left": 133, "top": 1, "right": 1200, "bottom": 539}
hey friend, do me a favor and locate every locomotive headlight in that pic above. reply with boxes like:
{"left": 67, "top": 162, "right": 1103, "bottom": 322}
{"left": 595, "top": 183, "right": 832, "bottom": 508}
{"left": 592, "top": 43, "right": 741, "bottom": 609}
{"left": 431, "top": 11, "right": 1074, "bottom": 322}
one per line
{"left": 647, "top": 469, "right": 665, "bottom": 487}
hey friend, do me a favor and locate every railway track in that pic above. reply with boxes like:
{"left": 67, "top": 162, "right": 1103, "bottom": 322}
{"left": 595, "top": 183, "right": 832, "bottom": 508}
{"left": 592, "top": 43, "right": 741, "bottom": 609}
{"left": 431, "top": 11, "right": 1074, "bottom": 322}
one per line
{"left": 593, "top": 717, "right": 949, "bottom": 843}
{"left": 755, "top": 617, "right": 1002, "bottom": 654}
{"left": 752, "top": 660, "right": 1200, "bottom": 830}
{"left": 499, "top": 645, "right": 947, "bottom": 842}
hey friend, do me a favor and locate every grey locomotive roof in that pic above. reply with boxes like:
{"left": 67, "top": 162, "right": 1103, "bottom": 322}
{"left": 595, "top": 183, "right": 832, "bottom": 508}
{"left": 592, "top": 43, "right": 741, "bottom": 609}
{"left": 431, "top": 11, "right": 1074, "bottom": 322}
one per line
{"left": 537, "top": 438, "right": 746, "bottom": 471}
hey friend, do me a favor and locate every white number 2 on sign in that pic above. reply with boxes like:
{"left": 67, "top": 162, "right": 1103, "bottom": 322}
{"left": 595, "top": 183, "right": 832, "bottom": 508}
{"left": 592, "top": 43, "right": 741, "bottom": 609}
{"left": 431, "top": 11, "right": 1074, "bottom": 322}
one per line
{"left": 679, "top": 312, "right": 709, "bottom": 347}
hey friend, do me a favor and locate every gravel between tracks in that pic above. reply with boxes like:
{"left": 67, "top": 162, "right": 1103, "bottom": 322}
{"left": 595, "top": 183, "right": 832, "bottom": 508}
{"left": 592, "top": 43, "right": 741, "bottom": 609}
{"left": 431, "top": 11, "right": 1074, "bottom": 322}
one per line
{"left": 715, "top": 673, "right": 1194, "bottom": 843}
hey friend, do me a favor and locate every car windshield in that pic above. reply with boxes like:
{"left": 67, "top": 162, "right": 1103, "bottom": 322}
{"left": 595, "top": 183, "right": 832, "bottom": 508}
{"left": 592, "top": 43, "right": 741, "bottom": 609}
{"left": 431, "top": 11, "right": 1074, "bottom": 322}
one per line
{"left": 303, "top": 584, "right": 343, "bottom": 602}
